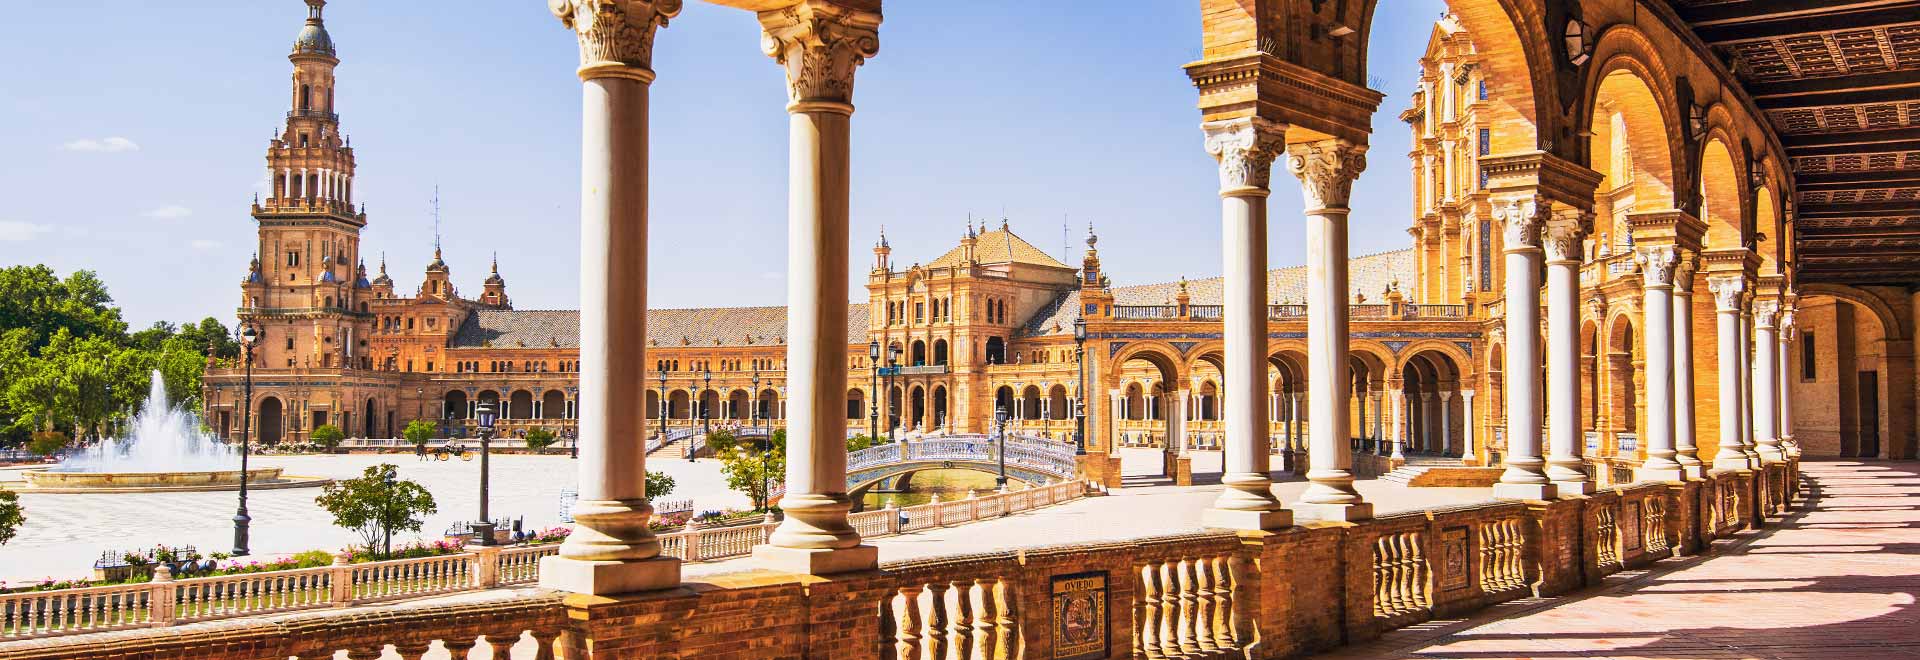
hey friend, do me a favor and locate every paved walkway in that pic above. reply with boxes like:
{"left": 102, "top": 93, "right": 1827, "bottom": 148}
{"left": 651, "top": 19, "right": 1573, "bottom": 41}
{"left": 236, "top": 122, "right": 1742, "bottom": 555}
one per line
{"left": 1322, "top": 460, "right": 1920, "bottom": 660}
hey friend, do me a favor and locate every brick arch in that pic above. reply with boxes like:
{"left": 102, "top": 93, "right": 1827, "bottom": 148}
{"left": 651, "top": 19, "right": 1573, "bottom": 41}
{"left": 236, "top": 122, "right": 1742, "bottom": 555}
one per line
{"left": 1109, "top": 341, "right": 1186, "bottom": 387}
{"left": 1394, "top": 340, "right": 1475, "bottom": 381}
{"left": 1699, "top": 120, "right": 1749, "bottom": 252}
{"left": 1579, "top": 27, "right": 1685, "bottom": 212}
{"left": 1800, "top": 284, "right": 1907, "bottom": 343}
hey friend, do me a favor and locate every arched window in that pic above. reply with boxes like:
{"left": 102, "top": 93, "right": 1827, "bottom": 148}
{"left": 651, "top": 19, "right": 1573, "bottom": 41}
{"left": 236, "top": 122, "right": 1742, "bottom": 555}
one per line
{"left": 300, "top": 84, "right": 311, "bottom": 110}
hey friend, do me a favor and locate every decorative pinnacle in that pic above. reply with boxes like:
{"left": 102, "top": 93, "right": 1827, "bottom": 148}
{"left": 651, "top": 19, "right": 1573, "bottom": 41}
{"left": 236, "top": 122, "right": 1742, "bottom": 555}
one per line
{"left": 306, "top": 0, "right": 326, "bottom": 23}
{"left": 491, "top": 251, "right": 499, "bottom": 274}
{"left": 1086, "top": 222, "right": 1098, "bottom": 249}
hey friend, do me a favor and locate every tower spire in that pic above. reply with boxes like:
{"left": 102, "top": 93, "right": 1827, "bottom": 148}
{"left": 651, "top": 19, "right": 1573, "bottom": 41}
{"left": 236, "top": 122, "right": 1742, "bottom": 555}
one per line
{"left": 431, "top": 185, "right": 442, "bottom": 261}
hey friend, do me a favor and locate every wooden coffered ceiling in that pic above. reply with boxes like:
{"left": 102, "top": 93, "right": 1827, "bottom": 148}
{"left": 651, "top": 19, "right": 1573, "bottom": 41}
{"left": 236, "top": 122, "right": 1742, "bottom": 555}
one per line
{"left": 1675, "top": 0, "right": 1920, "bottom": 286}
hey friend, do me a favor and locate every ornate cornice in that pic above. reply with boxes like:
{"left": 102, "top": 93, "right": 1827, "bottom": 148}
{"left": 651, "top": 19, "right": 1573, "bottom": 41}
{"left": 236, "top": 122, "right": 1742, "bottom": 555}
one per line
{"left": 1477, "top": 151, "right": 1604, "bottom": 213}
{"left": 551, "top": 0, "right": 683, "bottom": 80}
{"left": 759, "top": 1, "right": 881, "bottom": 109}
{"left": 1286, "top": 140, "right": 1367, "bottom": 211}
{"left": 1203, "top": 117, "right": 1286, "bottom": 193}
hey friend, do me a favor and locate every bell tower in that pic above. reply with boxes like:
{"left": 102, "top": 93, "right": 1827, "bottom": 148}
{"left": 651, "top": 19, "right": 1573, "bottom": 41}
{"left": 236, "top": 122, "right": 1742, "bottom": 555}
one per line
{"left": 241, "top": 0, "right": 372, "bottom": 371}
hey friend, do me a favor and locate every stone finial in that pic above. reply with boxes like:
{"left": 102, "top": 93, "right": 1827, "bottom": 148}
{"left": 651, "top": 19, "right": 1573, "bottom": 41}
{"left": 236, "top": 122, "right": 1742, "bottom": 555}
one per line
{"left": 551, "top": 0, "right": 683, "bottom": 77}
{"left": 759, "top": 1, "right": 881, "bottom": 107}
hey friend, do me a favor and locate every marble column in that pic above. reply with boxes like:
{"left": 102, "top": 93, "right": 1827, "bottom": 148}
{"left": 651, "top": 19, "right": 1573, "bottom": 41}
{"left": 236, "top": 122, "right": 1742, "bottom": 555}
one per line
{"left": 1779, "top": 309, "right": 1798, "bottom": 454}
{"left": 1739, "top": 293, "right": 1761, "bottom": 465}
{"left": 541, "top": 0, "right": 682, "bottom": 595}
{"left": 1356, "top": 389, "right": 1369, "bottom": 450}
{"left": 1288, "top": 139, "right": 1373, "bottom": 522}
{"left": 1461, "top": 389, "right": 1476, "bottom": 462}
{"left": 1753, "top": 300, "right": 1783, "bottom": 463}
{"left": 1170, "top": 389, "right": 1188, "bottom": 455}
{"left": 1492, "top": 196, "right": 1556, "bottom": 500}
{"left": 755, "top": 1, "right": 883, "bottom": 576}
{"left": 1673, "top": 256, "right": 1703, "bottom": 478}
{"left": 1708, "top": 275, "right": 1753, "bottom": 470}
{"left": 1423, "top": 391, "right": 1439, "bottom": 454}
{"left": 1201, "top": 117, "right": 1290, "bottom": 530}
{"left": 1390, "top": 388, "right": 1407, "bottom": 460}
{"left": 1543, "top": 219, "right": 1592, "bottom": 493}
{"left": 1440, "top": 390, "right": 1454, "bottom": 455}
{"left": 1635, "top": 246, "right": 1685, "bottom": 482}
{"left": 1373, "top": 392, "right": 1387, "bottom": 456}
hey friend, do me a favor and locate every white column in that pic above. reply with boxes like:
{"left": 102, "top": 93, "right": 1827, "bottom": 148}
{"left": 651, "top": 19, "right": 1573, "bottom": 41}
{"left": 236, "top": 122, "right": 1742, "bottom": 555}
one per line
{"left": 1753, "top": 300, "right": 1783, "bottom": 463}
{"left": 1739, "top": 296, "right": 1760, "bottom": 465}
{"left": 541, "top": 0, "right": 681, "bottom": 595}
{"left": 1492, "top": 196, "right": 1556, "bottom": 500}
{"left": 1440, "top": 390, "right": 1454, "bottom": 455}
{"left": 1461, "top": 389, "right": 1477, "bottom": 463}
{"left": 1779, "top": 309, "right": 1798, "bottom": 454}
{"left": 1169, "top": 389, "right": 1188, "bottom": 456}
{"left": 1544, "top": 221, "right": 1593, "bottom": 493}
{"left": 1390, "top": 390, "right": 1406, "bottom": 460}
{"left": 1635, "top": 246, "right": 1685, "bottom": 482}
{"left": 1288, "top": 140, "right": 1372, "bottom": 522}
{"left": 1355, "top": 389, "right": 1369, "bottom": 448}
{"left": 1372, "top": 392, "right": 1386, "bottom": 454}
{"left": 1423, "top": 392, "right": 1439, "bottom": 454}
{"left": 1673, "top": 256, "right": 1703, "bottom": 478}
{"left": 1708, "top": 275, "right": 1753, "bottom": 470}
{"left": 756, "top": 1, "right": 882, "bottom": 576}
{"left": 1201, "top": 118, "right": 1289, "bottom": 529}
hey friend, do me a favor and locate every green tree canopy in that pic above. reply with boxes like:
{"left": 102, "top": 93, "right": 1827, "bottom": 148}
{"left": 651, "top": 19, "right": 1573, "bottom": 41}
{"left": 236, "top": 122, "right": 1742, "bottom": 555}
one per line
{"left": 525, "top": 427, "right": 557, "bottom": 450}
{"left": 314, "top": 464, "right": 438, "bottom": 558}
{"left": 403, "top": 419, "right": 437, "bottom": 446}
{"left": 0, "top": 490, "right": 22, "bottom": 546}
{"left": 310, "top": 424, "right": 345, "bottom": 449}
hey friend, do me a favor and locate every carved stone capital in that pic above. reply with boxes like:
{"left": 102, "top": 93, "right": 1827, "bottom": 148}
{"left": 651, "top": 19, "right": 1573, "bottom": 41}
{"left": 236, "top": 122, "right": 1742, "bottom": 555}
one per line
{"left": 1673, "top": 251, "right": 1699, "bottom": 292}
{"left": 1635, "top": 245, "right": 1680, "bottom": 288}
{"left": 1542, "top": 221, "right": 1587, "bottom": 263}
{"left": 1203, "top": 118, "right": 1287, "bottom": 193}
{"left": 1287, "top": 140, "right": 1368, "bottom": 211}
{"left": 1707, "top": 274, "right": 1746, "bottom": 312}
{"left": 551, "top": 0, "right": 683, "bottom": 78}
{"left": 759, "top": 2, "right": 882, "bottom": 109}
{"left": 1753, "top": 300, "right": 1779, "bottom": 328}
{"left": 1780, "top": 310, "right": 1797, "bottom": 334}
{"left": 1491, "top": 195, "right": 1547, "bottom": 250}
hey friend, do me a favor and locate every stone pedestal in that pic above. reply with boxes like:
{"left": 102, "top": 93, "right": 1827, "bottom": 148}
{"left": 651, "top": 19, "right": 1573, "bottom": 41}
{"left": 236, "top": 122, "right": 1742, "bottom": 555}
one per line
{"left": 751, "top": 544, "right": 879, "bottom": 576}
{"left": 540, "top": 555, "right": 681, "bottom": 596}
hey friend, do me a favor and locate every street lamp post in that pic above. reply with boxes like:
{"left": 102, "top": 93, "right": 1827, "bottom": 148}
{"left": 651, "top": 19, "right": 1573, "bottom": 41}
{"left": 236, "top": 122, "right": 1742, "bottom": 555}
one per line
{"left": 1074, "top": 318, "right": 1088, "bottom": 455}
{"left": 232, "top": 321, "right": 259, "bottom": 557}
{"left": 686, "top": 374, "right": 698, "bottom": 460}
{"left": 700, "top": 370, "right": 712, "bottom": 461}
{"left": 994, "top": 405, "right": 1009, "bottom": 491}
{"left": 657, "top": 371, "right": 669, "bottom": 440}
{"left": 887, "top": 345, "right": 902, "bottom": 443}
{"left": 868, "top": 340, "right": 880, "bottom": 441}
{"left": 471, "top": 402, "right": 497, "bottom": 546}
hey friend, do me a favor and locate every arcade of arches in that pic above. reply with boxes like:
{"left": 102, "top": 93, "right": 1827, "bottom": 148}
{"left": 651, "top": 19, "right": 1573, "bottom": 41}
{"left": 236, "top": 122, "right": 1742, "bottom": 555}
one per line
{"left": 152, "top": 3, "right": 1920, "bottom": 657}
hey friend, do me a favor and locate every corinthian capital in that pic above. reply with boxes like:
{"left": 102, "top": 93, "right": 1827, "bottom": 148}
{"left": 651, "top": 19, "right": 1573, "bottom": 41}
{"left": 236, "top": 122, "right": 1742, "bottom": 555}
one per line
{"left": 759, "top": 1, "right": 882, "bottom": 108}
{"left": 1634, "top": 245, "right": 1679, "bottom": 288}
{"left": 1287, "top": 140, "right": 1368, "bottom": 211}
{"left": 1203, "top": 118, "right": 1287, "bottom": 193}
{"left": 1753, "top": 300, "right": 1779, "bottom": 327}
{"left": 1707, "top": 274, "right": 1746, "bottom": 311}
{"left": 1673, "top": 251, "right": 1699, "bottom": 292}
{"left": 1542, "top": 219, "right": 1588, "bottom": 263}
{"left": 1491, "top": 195, "right": 1547, "bottom": 250}
{"left": 551, "top": 0, "right": 683, "bottom": 77}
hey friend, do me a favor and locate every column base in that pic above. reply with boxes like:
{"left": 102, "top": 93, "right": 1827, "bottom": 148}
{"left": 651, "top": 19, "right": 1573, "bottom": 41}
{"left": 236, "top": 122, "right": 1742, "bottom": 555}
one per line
{"left": 1551, "top": 479, "right": 1595, "bottom": 496}
{"left": 1758, "top": 447, "right": 1786, "bottom": 464}
{"left": 751, "top": 544, "right": 878, "bottom": 576}
{"left": 1201, "top": 507, "right": 1293, "bottom": 530}
{"left": 1714, "top": 456, "right": 1755, "bottom": 471}
{"left": 538, "top": 555, "right": 681, "bottom": 596}
{"left": 1492, "top": 482, "right": 1558, "bottom": 501}
{"left": 1290, "top": 501, "right": 1375, "bottom": 522}
{"left": 1635, "top": 466, "right": 1687, "bottom": 483}
{"left": 1682, "top": 464, "right": 1706, "bottom": 480}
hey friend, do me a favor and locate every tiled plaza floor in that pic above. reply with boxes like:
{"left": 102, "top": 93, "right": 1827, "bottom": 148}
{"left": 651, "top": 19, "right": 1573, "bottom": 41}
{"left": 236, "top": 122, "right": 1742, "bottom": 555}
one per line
{"left": 1320, "top": 460, "right": 1920, "bottom": 660}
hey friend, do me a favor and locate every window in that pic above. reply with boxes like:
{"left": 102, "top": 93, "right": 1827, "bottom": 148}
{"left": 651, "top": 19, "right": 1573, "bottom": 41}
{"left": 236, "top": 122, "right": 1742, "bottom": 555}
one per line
{"left": 288, "top": 251, "right": 300, "bottom": 267}
{"left": 1802, "top": 332, "right": 1817, "bottom": 381}
{"left": 1477, "top": 79, "right": 1487, "bottom": 100}
{"left": 285, "top": 335, "right": 295, "bottom": 350}
{"left": 1478, "top": 128, "right": 1490, "bottom": 156}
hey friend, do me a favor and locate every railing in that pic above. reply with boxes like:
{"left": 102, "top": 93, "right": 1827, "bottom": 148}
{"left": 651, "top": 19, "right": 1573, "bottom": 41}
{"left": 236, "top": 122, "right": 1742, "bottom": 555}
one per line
{"left": 1402, "top": 303, "right": 1469, "bottom": 319}
{"left": 1113, "top": 305, "right": 1179, "bottom": 320}
{"left": 12, "top": 469, "right": 1799, "bottom": 660}
{"left": 1616, "top": 432, "right": 1638, "bottom": 453}
{"left": 0, "top": 545, "right": 559, "bottom": 641}
{"left": 1584, "top": 431, "right": 1600, "bottom": 452}
{"left": 1268, "top": 303, "right": 1308, "bottom": 319}
{"left": 1351, "top": 304, "right": 1391, "bottom": 319}
{"left": 896, "top": 364, "right": 950, "bottom": 376}
{"left": 843, "top": 434, "right": 1080, "bottom": 488}
{"left": 1188, "top": 305, "right": 1223, "bottom": 320}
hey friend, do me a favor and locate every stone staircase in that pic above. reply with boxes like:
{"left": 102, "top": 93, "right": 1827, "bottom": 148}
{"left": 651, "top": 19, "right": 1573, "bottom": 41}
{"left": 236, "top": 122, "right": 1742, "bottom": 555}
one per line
{"left": 1378, "top": 455, "right": 1483, "bottom": 486}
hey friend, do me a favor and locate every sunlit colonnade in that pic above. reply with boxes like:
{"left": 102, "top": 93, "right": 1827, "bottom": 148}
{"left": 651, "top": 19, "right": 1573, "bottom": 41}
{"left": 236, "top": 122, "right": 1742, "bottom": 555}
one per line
{"left": 536, "top": 0, "right": 1804, "bottom": 594}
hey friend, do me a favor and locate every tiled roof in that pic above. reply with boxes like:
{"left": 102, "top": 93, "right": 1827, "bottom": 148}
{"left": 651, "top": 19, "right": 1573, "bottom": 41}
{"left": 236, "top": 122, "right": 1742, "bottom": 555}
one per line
{"left": 450, "top": 305, "right": 872, "bottom": 349}
{"left": 927, "top": 227, "right": 1072, "bottom": 270}
{"left": 1023, "top": 249, "right": 1417, "bottom": 335}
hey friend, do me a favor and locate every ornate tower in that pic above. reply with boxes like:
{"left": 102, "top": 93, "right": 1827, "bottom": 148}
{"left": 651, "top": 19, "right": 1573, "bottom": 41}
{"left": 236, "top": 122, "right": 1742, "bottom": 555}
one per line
{"left": 479, "top": 253, "right": 511, "bottom": 308}
{"left": 241, "top": 0, "right": 372, "bottom": 370}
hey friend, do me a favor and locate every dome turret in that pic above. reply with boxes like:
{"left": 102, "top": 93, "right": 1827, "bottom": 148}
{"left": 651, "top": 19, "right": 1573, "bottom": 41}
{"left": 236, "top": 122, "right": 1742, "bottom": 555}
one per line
{"left": 293, "top": 0, "right": 335, "bottom": 57}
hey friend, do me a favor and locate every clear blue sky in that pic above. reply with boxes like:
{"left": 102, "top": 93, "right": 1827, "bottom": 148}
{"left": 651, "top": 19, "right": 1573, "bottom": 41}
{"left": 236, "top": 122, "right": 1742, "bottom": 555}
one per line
{"left": 0, "top": 0, "right": 1448, "bottom": 328}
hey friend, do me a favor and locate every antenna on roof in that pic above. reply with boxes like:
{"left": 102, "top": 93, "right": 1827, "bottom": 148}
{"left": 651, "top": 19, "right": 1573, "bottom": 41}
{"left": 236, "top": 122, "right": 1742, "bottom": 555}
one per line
{"left": 1062, "top": 214, "right": 1070, "bottom": 264}
{"left": 431, "top": 184, "right": 443, "bottom": 258}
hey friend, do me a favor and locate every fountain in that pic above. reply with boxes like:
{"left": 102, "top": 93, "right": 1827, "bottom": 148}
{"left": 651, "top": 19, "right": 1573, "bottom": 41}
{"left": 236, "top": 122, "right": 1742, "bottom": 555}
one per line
{"left": 15, "top": 371, "right": 327, "bottom": 493}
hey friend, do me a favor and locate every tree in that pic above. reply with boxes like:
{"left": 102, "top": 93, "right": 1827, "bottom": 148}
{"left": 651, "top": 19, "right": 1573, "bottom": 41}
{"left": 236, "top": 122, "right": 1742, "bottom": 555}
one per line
{"left": 314, "top": 464, "right": 438, "bottom": 558}
{"left": 0, "top": 490, "right": 22, "bottom": 546}
{"left": 27, "top": 431, "right": 68, "bottom": 456}
{"left": 310, "top": 424, "right": 345, "bottom": 449}
{"left": 704, "top": 427, "right": 738, "bottom": 454}
{"left": 718, "top": 429, "right": 786, "bottom": 510}
{"left": 403, "top": 419, "right": 437, "bottom": 446}
{"left": 524, "top": 427, "right": 557, "bottom": 451}
{"left": 646, "top": 471, "right": 677, "bottom": 501}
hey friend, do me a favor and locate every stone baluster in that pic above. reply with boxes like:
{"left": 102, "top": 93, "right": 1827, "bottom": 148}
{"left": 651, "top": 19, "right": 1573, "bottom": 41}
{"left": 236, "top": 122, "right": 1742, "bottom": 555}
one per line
{"left": 1491, "top": 196, "right": 1556, "bottom": 500}
{"left": 542, "top": 0, "right": 683, "bottom": 595}
{"left": 755, "top": 0, "right": 883, "bottom": 575}
{"left": 1201, "top": 117, "right": 1290, "bottom": 530}
{"left": 1288, "top": 139, "right": 1374, "bottom": 521}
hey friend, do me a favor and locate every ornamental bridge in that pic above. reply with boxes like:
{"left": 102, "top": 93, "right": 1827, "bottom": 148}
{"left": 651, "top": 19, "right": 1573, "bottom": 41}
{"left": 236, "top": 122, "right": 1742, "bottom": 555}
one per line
{"left": 752, "top": 434, "right": 1080, "bottom": 507}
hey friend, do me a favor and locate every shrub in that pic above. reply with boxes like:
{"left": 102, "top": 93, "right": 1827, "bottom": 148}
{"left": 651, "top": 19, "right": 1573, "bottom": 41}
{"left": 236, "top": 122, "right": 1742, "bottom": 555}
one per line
{"left": 310, "top": 424, "right": 345, "bottom": 449}
{"left": 524, "top": 427, "right": 557, "bottom": 451}
{"left": 26, "top": 431, "right": 68, "bottom": 457}
{"left": 0, "top": 490, "right": 21, "bottom": 545}
{"left": 291, "top": 549, "right": 335, "bottom": 568}
{"left": 403, "top": 419, "right": 437, "bottom": 446}
{"left": 314, "top": 463, "right": 438, "bottom": 560}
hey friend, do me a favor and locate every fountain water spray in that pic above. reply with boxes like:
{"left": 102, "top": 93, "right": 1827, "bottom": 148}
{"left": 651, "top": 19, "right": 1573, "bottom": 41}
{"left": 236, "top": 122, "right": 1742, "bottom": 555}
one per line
{"left": 58, "top": 370, "right": 237, "bottom": 473}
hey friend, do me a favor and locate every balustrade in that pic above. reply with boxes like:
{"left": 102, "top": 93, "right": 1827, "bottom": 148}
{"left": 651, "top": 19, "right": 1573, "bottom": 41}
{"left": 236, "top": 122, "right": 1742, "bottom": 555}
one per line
{"left": 1478, "top": 518, "right": 1527, "bottom": 594}
{"left": 1135, "top": 555, "right": 1239, "bottom": 660}
{"left": 1594, "top": 505, "right": 1621, "bottom": 568}
{"left": 1642, "top": 497, "right": 1670, "bottom": 556}
{"left": 1371, "top": 530, "right": 1429, "bottom": 620}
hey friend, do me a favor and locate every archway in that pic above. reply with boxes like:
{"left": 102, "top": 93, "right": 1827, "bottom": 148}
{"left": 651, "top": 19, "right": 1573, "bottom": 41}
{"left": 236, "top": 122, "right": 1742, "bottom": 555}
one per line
{"left": 1124, "top": 382, "right": 1145, "bottom": 421}
{"left": 1586, "top": 63, "right": 1680, "bottom": 251}
{"left": 444, "top": 390, "right": 468, "bottom": 420}
{"left": 933, "top": 339, "right": 949, "bottom": 366}
{"left": 542, "top": 390, "right": 566, "bottom": 420}
{"left": 699, "top": 390, "right": 720, "bottom": 422}
{"left": 994, "top": 386, "right": 1015, "bottom": 419}
{"left": 910, "top": 340, "right": 927, "bottom": 366}
{"left": 508, "top": 390, "right": 534, "bottom": 420}
{"left": 846, "top": 388, "right": 865, "bottom": 422}
{"left": 728, "top": 389, "right": 750, "bottom": 420}
{"left": 1112, "top": 343, "right": 1183, "bottom": 464}
{"left": 1607, "top": 314, "right": 1641, "bottom": 444}
{"left": 1700, "top": 136, "right": 1745, "bottom": 251}
{"left": 668, "top": 390, "right": 691, "bottom": 422}
{"left": 1789, "top": 291, "right": 1912, "bottom": 459}
{"left": 985, "top": 337, "right": 1006, "bottom": 365}
{"left": 908, "top": 386, "right": 926, "bottom": 431}
{"left": 932, "top": 385, "right": 948, "bottom": 429}
{"left": 759, "top": 388, "right": 780, "bottom": 421}
{"left": 258, "top": 397, "right": 284, "bottom": 445}
{"left": 363, "top": 397, "right": 376, "bottom": 437}
{"left": 1048, "top": 384, "right": 1069, "bottom": 422}
{"left": 1020, "top": 385, "right": 1042, "bottom": 421}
